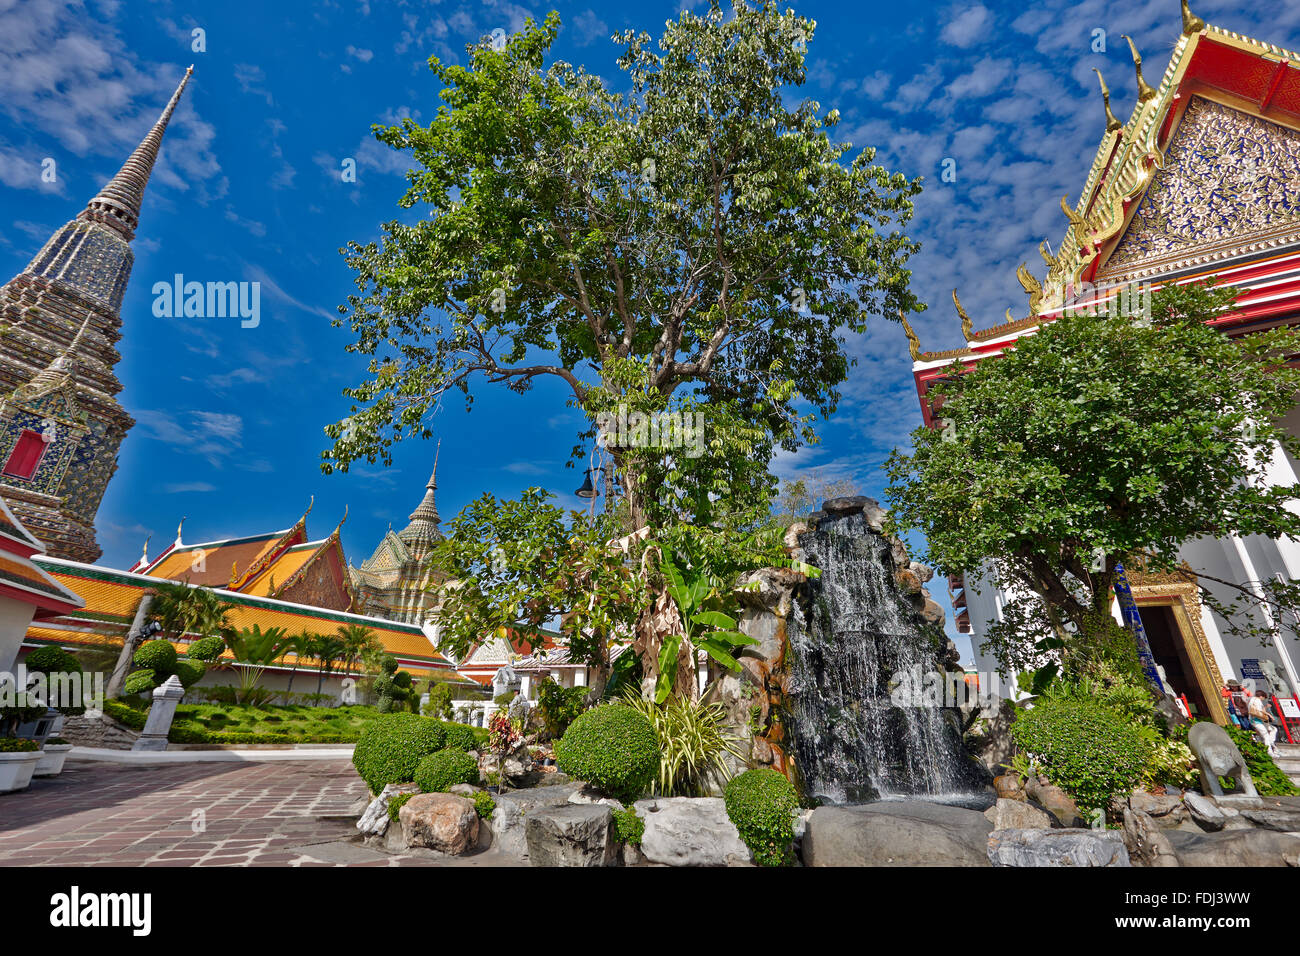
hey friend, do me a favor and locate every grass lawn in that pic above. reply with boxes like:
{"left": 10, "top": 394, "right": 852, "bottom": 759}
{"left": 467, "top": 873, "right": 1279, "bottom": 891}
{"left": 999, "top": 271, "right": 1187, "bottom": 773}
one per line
{"left": 106, "top": 700, "right": 383, "bottom": 744}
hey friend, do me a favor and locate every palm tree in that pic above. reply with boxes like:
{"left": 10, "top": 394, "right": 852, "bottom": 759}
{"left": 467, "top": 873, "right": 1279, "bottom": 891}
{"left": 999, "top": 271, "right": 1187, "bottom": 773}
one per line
{"left": 150, "top": 581, "right": 237, "bottom": 642}
{"left": 283, "top": 631, "right": 316, "bottom": 703}
{"left": 336, "top": 624, "right": 378, "bottom": 680}
{"left": 224, "top": 624, "right": 292, "bottom": 705}
{"left": 312, "top": 636, "right": 348, "bottom": 701}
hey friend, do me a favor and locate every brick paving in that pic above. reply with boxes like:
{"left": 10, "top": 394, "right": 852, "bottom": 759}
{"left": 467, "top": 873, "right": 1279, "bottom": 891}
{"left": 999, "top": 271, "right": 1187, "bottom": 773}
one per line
{"left": 0, "top": 758, "right": 465, "bottom": 867}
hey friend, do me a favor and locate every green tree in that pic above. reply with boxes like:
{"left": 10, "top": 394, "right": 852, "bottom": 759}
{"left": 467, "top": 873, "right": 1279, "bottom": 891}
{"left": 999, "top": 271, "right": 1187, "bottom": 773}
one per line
{"left": 323, "top": 0, "right": 920, "bottom": 530}
{"left": 225, "top": 625, "right": 292, "bottom": 705}
{"left": 283, "top": 632, "right": 316, "bottom": 701}
{"left": 311, "top": 636, "right": 349, "bottom": 700}
{"left": 885, "top": 283, "right": 1300, "bottom": 669}
{"left": 149, "top": 582, "right": 236, "bottom": 642}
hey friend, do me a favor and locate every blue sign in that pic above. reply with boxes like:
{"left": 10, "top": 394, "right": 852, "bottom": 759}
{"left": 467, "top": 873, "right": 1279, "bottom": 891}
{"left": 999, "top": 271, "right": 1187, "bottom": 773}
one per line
{"left": 1114, "top": 563, "right": 1165, "bottom": 693}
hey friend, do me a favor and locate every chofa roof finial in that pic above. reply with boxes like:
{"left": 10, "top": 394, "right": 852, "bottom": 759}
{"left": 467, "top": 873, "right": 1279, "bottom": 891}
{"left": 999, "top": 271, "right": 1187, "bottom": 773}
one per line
{"left": 1122, "top": 35, "right": 1157, "bottom": 102}
{"left": 951, "top": 290, "right": 973, "bottom": 340}
{"left": 1181, "top": 0, "right": 1206, "bottom": 36}
{"left": 1093, "top": 69, "right": 1123, "bottom": 133}
{"left": 898, "top": 311, "right": 921, "bottom": 361}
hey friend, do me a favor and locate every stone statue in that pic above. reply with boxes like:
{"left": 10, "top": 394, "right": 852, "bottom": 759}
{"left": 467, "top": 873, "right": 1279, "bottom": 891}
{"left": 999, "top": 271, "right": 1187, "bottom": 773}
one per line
{"left": 1188, "top": 721, "right": 1256, "bottom": 798}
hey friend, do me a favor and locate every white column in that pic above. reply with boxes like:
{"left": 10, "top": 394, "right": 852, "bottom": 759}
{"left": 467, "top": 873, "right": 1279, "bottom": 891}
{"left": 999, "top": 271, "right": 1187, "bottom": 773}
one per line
{"left": 1230, "top": 534, "right": 1300, "bottom": 698}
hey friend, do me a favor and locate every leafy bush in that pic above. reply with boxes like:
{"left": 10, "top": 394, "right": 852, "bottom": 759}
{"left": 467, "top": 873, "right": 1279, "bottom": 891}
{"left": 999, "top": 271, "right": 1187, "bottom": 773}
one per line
{"left": 1010, "top": 696, "right": 1151, "bottom": 811}
{"left": 414, "top": 748, "right": 480, "bottom": 793}
{"left": 134, "top": 640, "right": 178, "bottom": 673}
{"left": 103, "top": 699, "right": 147, "bottom": 729}
{"left": 388, "top": 792, "right": 414, "bottom": 822}
{"left": 0, "top": 738, "right": 39, "bottom": 753}
{"left": 424, "top": 682, "right": 454, "bottom": 719}
{"left": 555, "top": 704, "right": 659, "bottom": 803}
{"left": 494, "top": 691, "right": 517, "bottom": 707}
{"left": 623, "top": 691, "right": 741, "bottom": 796}
{"left": 537, "top": 679, "right": 587, "bottom": 740}
{"left": 352, "top": 714, "right": 448, "bottom": 793}
{"left": 724, "top": 768, "right": 798, "bottom": 867}
{"left": 440, "top": 722, "right": 479, "bottom": 752}
{"left": 472, "top": 790, "right": 496, "bottom": 820}
{"left": 187, "top": 636, "right": 226, "bottom": 662}
{"left": 24, "top": 645, "right": 81, "bottom": 674}
{"left": 611, "top": 806, "right": 644, "bottom": 847}
{"left": 122, "top": 669, "right": 158, "bottom": 696}
{"left": 1224, "top": 725, "right": 1299, "bottom": 797}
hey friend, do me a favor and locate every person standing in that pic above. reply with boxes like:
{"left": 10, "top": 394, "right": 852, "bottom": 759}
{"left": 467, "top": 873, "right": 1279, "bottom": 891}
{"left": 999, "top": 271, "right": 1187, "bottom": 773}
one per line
{"left": 1247, "top": 692, "right": 1280, "bottom": 757}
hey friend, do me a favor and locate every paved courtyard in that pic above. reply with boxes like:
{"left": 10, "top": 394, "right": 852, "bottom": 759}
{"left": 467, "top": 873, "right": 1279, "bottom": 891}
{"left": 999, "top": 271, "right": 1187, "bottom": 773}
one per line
{"left": 0, "top": 758, "right": 493, "bottom": 867}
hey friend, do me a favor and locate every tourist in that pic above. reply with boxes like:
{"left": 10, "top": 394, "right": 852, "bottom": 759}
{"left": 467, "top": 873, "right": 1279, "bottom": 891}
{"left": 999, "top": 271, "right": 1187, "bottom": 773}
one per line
{"left": 1223, "top": 680, "right": 1251, "bottom": 730}
{"left": 1247, "top": 692, "right": 1280, "bottom": 757}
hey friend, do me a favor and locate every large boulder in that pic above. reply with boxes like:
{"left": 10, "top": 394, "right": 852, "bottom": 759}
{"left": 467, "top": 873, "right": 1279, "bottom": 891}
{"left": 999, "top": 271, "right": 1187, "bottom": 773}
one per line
{"left": 988, "top": 828, "right": 1131, "bottom": 867}
{"left": 1239, "top": 808, "right": 1300, "bottom": 833}
{"left": 1023, "top": 777, "right": 1087, "bottom": 828}
{"left": 1166, "top": 828, "right": 1300, "bottom": 866}
{"left": 984, "top": 798, "right": 1054, "bottom": 831}
{"left": 398, "top": 793, "right": 479, "bottom": 855}
{"left": 634, "top": 797, "right": 752, "bottom": 867}
{"left": 1122, "top": 808, "right": 1180, "bottom": 867}
{"left": 803, "top": 801, "right": 993, "bottom": 867}
{"left": 491, "top": 782, "right": 583, "bottom": 857}
{"left": 524, "top": 804, "right": 616, "bottom": 867}
{"left": 356, "top": 781, "right": 419, "bottom": 836}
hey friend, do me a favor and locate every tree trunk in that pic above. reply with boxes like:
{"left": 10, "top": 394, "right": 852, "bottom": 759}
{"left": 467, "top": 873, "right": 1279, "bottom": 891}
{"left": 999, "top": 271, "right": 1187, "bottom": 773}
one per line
{"left": 633, "top": 590, "right": 698, "bottom": 703}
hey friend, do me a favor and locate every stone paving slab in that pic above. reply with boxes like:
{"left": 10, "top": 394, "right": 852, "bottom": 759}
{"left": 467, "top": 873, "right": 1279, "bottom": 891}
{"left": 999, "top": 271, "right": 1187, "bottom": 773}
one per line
{"left": 0, "top": 759, "right": 475, "bottom": 867}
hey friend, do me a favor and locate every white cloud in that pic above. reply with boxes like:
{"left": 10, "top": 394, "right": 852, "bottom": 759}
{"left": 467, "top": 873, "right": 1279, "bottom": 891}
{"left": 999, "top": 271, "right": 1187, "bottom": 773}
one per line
{"left": 939, "top": 4, "right": 993, "bottom": 48}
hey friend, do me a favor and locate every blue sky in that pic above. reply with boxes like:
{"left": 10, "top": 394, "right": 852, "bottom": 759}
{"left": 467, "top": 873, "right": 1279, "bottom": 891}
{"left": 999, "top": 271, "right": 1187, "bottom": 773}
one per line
{"left": 3, "top": 0, "right": 1298, "bottom": 661}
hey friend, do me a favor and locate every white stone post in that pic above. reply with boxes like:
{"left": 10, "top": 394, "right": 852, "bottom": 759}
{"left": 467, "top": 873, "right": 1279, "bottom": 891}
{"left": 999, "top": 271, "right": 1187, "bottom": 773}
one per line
{"left": 133, "top": 675, "right": 184, "bottom": 751}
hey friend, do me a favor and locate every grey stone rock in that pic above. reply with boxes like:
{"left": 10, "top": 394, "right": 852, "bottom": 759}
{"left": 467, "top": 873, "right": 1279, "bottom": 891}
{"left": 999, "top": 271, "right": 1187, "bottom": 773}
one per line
{"left": 1167, "top": 828, "right": 1300, "bottom": 866}
{"left": 491, "top": 782, "right": 583, "bottom": 857}
{"left": 803, "top": 801, "right": 992, "bottom": 867}
{"left": 988, "top": 828, "right": 1131, "bottom": 867}
{"left": 449, "top": 783, "right": 483, "bottom": 798}
{"left": 568, "top": 784, "right": 625, "bottom": 810}
{"left": 634, "top": 797, "right": 752, "bottom": 867}
{"left": 984, "top": 798, "right": 1053, "bottom": 831}
{"left": 356, "top": 782, "right": 419, "bottom": 836}
{"left": 524, "top": 804, "right": 616, "bottom": 867}
{"left": 823, "top": 495, "right": 870, "bottom": 516}
{"left": 1123, "top": 808, "right": 1180, "bottom": 867}
{"left": 1024, "top": 777, "right": 1087, "bottom": 828}
{"left": 1240, "top": 808, "right": 1300, "bottom": 833}
{"left": 1184, "top": 792, "right": 1226, "bottom": 832}
{"left": 1129, "top": 792, "right": 1188, "bottom": 829}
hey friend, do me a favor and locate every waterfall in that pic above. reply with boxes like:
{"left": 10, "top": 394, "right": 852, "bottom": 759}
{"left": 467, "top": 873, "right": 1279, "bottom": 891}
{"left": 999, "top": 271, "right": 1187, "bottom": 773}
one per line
{"left": 784, "top": 507, "right": 977, "bottom": 804}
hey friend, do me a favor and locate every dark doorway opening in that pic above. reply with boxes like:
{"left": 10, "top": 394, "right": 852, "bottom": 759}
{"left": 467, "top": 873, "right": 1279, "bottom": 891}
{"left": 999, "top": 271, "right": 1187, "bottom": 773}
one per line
{"left": 1140, "top": 604, "right": 1211, "bottom": 719}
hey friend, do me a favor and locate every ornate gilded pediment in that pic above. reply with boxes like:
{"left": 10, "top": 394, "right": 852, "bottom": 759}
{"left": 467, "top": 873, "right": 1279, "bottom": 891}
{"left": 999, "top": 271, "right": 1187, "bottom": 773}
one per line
{"left": 1103, "top": 97, "right": 1300, "bottom": 275}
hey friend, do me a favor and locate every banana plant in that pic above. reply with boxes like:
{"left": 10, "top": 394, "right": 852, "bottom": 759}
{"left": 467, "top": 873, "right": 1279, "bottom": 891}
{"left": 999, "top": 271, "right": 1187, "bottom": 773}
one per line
{"left": 655, "top": 549, "right": 758, "bottom": 704}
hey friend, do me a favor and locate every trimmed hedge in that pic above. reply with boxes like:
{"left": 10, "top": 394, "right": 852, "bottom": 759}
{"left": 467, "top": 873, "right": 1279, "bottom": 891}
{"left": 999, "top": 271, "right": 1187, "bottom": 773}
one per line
{"left": 555, "top": 703, "right": 658, "bottom": 803}
{"left": 414, "top": 748, "right": 480, "bottom": 793}
{"left": 724, "top": 768, "right": 798, "bottom": 867}
{"left": 441, "top": 722, "right": 478, "bottom": 752}
{"left": 352, "top": 714, "right": 448, "bottom": 793}
{"left": 134, "top": 640, "right": 177, "bottom": 672}
{"left": 0, "top": 738, "right": 38, "bottom": 753}
{"left": 1010, "top": 695, "right": 1151, "bottom": 812}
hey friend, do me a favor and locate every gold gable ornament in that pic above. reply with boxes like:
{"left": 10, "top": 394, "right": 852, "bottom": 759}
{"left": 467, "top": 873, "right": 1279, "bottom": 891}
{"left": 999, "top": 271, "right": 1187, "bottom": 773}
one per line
{"left": 898, "top": 311, "right": 921, "bottom": 361}
{"left": 1093, "top": 68, "right": 1123, "bottom": 134}
{"left": 1122, "top": 35, "right": 1157, "bottom": 103}
{"left": 952, "top": 290, "right": 973, "bottom": 340}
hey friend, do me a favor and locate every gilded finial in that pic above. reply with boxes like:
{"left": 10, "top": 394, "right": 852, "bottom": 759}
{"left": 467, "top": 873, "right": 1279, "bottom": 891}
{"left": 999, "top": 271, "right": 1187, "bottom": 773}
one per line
{"left": 1181, "top": 0, "right": 1205, "bottom": 35}
{"left": 1060, "top": 195, "right": 1085, "bottom": 228}
{"left": 1093, "top": 69, "right": 1122, "bottom": 133}
{"left": 1004, "top": 308, "right": 1015, "bottom": 323}
{"left": 898, "top": 311, "right": 921, "bottom": 361}
{"left": 1038, "top": 240, "right": 1054, "bottom": 266}
{"left": 333, "top": 504, "right": 349, "bottom": 535}
{"left": 1016, "top": 263, "right": 1044, "bottom": 315}
{"left": 176, "top": 516, "right": 186, "bottom": 543}
{"left": 952, "top": 290, "right": 973, "bottom": 339}
{"left": 139, "top": 534, "right": 151, "bottom": 566}
{"left": 1122, "top": 36, "right": 1157, "bottom": 102}
{"left": 230, "top": 561, "right": 239, "bottom": 587}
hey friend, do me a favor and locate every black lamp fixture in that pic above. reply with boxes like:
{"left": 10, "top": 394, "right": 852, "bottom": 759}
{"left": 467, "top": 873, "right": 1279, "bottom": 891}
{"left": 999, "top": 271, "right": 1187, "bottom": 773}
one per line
{"left": 575, "top": 469, "right": 597, "bottom": 499}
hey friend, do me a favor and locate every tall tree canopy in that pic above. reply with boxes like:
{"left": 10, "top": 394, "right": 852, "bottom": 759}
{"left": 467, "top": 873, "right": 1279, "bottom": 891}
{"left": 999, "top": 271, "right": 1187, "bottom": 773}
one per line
{"left": 323, "top": 1, "right": 921, "bottom": 531}
{"left": 885, "top": 283, "right": 1300, "bottom": 670}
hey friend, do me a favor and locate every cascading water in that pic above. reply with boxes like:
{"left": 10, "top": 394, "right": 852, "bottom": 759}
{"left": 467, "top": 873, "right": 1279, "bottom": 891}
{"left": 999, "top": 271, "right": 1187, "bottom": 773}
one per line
{"left": 784, "top": 504, "right": 978, "bottom": 804}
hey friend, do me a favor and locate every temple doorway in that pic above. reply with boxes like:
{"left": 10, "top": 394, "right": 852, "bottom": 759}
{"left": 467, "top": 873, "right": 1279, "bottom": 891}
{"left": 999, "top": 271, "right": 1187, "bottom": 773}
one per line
{"left": 1140, "top": 602, "right": 1213, "bottom": 720}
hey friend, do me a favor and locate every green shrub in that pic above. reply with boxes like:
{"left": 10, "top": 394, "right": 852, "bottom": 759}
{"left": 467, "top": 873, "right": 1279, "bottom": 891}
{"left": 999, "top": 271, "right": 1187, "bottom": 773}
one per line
{"left": 352, "top": 714, "right": 448, "bottom": 793}
{"left": 441, "top": 722, "right": 478, "bottom": 752}
{"left": 414, "top": 748, "right": 480, "bottom": 793}
{"left": 611, "top": 806, "right": 644, "bottom": 847}
{"left": 103, "top": 699, "right": 147, "bottom": 729}
{"left": 494, "top": 691, "right": 517, "bottom": 707}
{"left": 172, "top": 661, "right": 206, "bottom": 687}
{"left": 134, "top": 640, "right": 177, "bottom": 672}
{"left": 187, "top": 636, "right": 226, "bottom": 662}
{"left": 424, "top": 682, "right": 454, "bottom": 720}
{"left": 724, "top": 768, "right": 798, "bottom": 867}
{"left": 472, "top": 790, "right": 496, "bottom": 820}
{"left": 388, "top": 792, "right": 415, "bottom": 822}
{"left": 24, "top": 646, "right": 81, "bottom": 674}
{"left": 1010, "top": 696, "right": 1151, "bottom": 811}
{"left": 537, "top": 679, "right": 587, "bottom": 739}
{"left": 0, "top": 738, "right": 38, "bottom": 752}
{"left": 1224, "top": 725, "right": 1299, "bottom": 796}
{"left": 122, "top": 669, "right": 157, "bottom": 696}
{"left": 623, "top": 691, "right": 741, "bottom": 796}
{"left": 555, "top": 704, "right": 658, "bottom": 803}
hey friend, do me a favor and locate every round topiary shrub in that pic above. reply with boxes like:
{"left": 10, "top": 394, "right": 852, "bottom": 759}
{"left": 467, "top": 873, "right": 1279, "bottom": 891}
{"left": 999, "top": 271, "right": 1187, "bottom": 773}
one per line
{"left": 187, "top": 636, "right": 226, "bottom": 662}
{"left": 1009, "top": 695, "right": 1152, "bottom": 812}
{"left": 414, "top": 747, "right": 480, "bottom": 793}
{"left": 724, "top": 768, "right": 798, "bottom": 867}
{"left": 555, "top": 703, "right": 658, "bottom": 803}
{"left": 134, "top": 640, "right": 177, "bottom": 673}
{"left": 441, "top": 722, "right": 477, "bottom": 752}
{"left": 24, "top": 646, "right": 81, "bottom": 674}
{"left": 352, "top": 714, "right": 448, "bottom": 793}
{"left": 172, "top": 661, "right": 206, "bottom": 687}
{"left": 122, "top": 669, "right": 157, "bottom": 696}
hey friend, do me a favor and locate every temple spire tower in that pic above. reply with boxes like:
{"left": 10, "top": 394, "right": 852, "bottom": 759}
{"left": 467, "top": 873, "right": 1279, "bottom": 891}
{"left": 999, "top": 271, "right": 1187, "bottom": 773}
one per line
{"left": 0, "top": 68, "right": 194, "bottom": 561}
